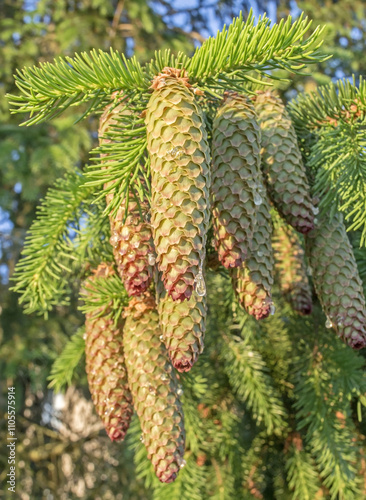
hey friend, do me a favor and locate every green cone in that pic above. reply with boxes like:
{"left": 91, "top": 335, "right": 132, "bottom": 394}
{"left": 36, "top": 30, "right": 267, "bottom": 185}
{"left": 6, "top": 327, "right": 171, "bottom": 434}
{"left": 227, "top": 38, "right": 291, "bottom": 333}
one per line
{"left": 231, "top": 192, "right": 275, "bottom": 320}
{"left": 305, "top": 212, "right": 366, "bottom": 349}
{"left": 211, "top": 92, "right": 263, "bottom": 268}
{"left": 99, "top": 102, "right": 154, "bottom": 296}
{"left": 253, "top": 91, "right": 315, "bottom": 234}
{"left": 123, "top": 291, "right": 186, "bottom": 483}
{"left": 84, "top": 264, "right": 133, "bottom": 441}
{"left": 156, "top": 277, "right": 206, "bottom": 372}
{"left": 145, "top": 68, "right": 211, "bottom": 301}
{"left": 272, "top": 216, "right": 312, "bottom": 315}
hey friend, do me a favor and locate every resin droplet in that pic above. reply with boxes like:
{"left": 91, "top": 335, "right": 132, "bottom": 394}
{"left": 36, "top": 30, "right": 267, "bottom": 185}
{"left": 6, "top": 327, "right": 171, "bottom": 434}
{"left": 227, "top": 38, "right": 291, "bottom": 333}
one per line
{"left": 148, "top": 253, "right": 156, "bottom": 266}
{"left": 257, "top": 184, "right": 265, "bottom": 194}
{"left": 307, "top": 266, "right": 313, "bottom": 276}
{"left": 121, "top": 226, "right": 130, "bottom": 240}
{"left": 177, "top": 386, "right": 184, "bottom": 397}
{"left": 254, "top": 192, "right": 263, "bottom": 206}
{"left": 127, "top": 252, "right": 135, "bottom": 261}
{"left": 257, "top": 251, "right": 264, "bottom": 257}
{"left": 140, "top": 434, "right": 144, "bottom": 443}
{"left": 312, "top": 206, "right": 319, "bottom": 215}
{"left": 109, "top": 232, "right": 120, "bottom": 247}
{"left": 133, "top": 241, "right": 139, "bottom": 249}
{"left": 159, "top": 334, "right": 164, "bottom": 341}
{"left": 83, "top": 332, "right": 87, "bottom": 340}
{"left": 325, "top": 316, "right": 333, "bottom": 329}
{"left": 270, "top": 304, "right": 276, "bottom": 316}
{"left": 194, "top": 272, "right": 206, "bottom": 297}
{"left": 314, "top": 218, "right": 318, "bottom": 225}
{"left": 168, "top": 146, "right": 185, "bottom": 159}
{"left": 194, "top": 258, "right": 206, "bottom": 296}
{"left": 179, "top": 459, "right": 187, "bottom": 469}
{"left": 161, "top": 373, "right": 169, "bottom": 381}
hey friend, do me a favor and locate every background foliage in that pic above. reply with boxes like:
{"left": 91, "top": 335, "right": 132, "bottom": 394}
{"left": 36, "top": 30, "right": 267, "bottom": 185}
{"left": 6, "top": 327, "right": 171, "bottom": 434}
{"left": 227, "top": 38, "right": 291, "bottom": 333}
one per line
{"left": 1, "top": 1, "right": 366, "bottom": 499}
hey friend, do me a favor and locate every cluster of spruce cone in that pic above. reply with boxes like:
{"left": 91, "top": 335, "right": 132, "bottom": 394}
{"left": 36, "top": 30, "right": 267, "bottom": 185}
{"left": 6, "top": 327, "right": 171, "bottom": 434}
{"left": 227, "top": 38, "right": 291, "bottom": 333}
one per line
{"left": 84, "top": 68, "right": 366, "bottom": 483}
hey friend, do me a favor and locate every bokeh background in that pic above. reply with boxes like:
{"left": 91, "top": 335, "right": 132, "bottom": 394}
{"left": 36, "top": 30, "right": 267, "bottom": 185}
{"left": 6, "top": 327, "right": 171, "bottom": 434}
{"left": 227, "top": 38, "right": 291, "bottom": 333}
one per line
{"left": 1, "top": 1, "right": 366, "bottom": 498}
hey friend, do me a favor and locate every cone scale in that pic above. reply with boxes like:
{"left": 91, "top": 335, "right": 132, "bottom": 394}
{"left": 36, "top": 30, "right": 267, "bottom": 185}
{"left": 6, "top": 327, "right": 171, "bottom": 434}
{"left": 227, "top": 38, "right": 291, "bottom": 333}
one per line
{"left": 211, "top": 92, "right": 262, "bottom": 268}
{"left": 253, "top": 91, "right": 314, "bottom": 235}
{"left": 84, "top": 264, "right": 133, "bottom": 441}
{"left": 305, "top": 212, "right": 366, "bottom": 349}
{"left": 123, "top": 291, "right": 186, "bottom": 483}
{"left": 145, "top": 68, "right": 211, "bottom": 301}
{"left": 99, "top": 102, "right": 154, "bottom": 297}
{"left": 272, "top": 217, "right": 312, "bottom": 315}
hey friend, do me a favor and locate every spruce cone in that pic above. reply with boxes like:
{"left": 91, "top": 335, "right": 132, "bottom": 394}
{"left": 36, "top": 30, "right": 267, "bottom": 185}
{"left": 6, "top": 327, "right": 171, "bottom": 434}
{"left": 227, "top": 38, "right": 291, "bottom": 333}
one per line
{"left": 272, "top": 217, "right": 312, "bottom": 315}
{"left": 145, "top": 68, "right": 211, "bottom": 301}
{"left": 84, "top": 264, "right": 133, "bottom": 441}
{"left": 99, "top": 102, "right": 154, "bottom": 296}
{"left": 305, "top": 212, "right": 366, "bottom": 349}
{"left": 211, "top": 92, "right": 262, "bottom": 268}
{"left": 232, "top": 193, "right": 274, "bottom": 320}
{"left": 156, "top": 278, "right": 206, "bottom": 372}
{"left": 253, "top": 91, "right": 314, "bottom": 234}
{"left": 123, "top": 291, "right": 186, "bottom": 483}
{"left": 108, "top": 199, "right": 154, "bottom": 296}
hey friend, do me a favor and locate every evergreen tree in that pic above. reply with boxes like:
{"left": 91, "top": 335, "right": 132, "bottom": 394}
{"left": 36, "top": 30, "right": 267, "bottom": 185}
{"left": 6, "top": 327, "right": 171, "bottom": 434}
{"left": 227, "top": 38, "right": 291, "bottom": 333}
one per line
{"left": 3, "top": 7, "right": 366, "bottom": 500}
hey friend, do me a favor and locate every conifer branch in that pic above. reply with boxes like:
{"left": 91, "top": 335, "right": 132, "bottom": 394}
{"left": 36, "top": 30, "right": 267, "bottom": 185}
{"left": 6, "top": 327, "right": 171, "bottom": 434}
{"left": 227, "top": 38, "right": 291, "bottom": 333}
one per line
{"left": 293, "top": 337, "right": 364, "bottom": 498}
{"left": 7, "top": 49, "right": 148, "bottom": 125}
{"left": 308, "top": 123, "right": 366, "bottom": 245}
{"left": 285, "top": 440, "right": 322, "bottom": 500}
{"left": 288, "top": 76, "right": 366, "bottom": 133}
{"left": 7, "top": 11, "right": 329, "bottom": 125}
{"left": 187, "top": 11, "right": 328, "bottom": 91}
{"left": 289, "top": 78, "right": 366, "bottom": 245}
{"left": 11, "top": 172, "right": 95, "bottom": 316}
{"left": 79, "top": 268, "right": 129, "bottom": 325}
{"left": 73, "top": 199, "right": 112, "bottom": 267}
{"left": 86, "top": 106, "right": 150, "bottom": 216}
{"left": 222, "top": 335, "right": 287, "bottom": 435}
{"left": 47, "top": 328, "right": 85, "bottom": 393}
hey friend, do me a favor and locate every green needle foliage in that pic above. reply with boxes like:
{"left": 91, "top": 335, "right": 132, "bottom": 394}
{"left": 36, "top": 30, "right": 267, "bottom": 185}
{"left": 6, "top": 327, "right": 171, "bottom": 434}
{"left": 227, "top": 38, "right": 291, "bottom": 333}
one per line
{"left": 8, "top": 49, "right": 148, "bottom": 125}
{"left": 87, "top": 100, "right": 150, "bottom": 216}
{"left": 221, "top": 332, "right": 287, "bottom": 435}
{"left": 79, "top": 266, "right": 129, "bottom": 324}
{"left": 11, "top": 171, "right": 96, "bottom": 315}
{"left": 8, "top": 9, "right": 329, "bottom": 125}
{"left": 48, "top": 328, "right": 86, "bottom": 393}
{"left": 289, "top": 77, "right": 366, "bottom": 245}
{"left": 285, "top": 442, "right": 321, "bottom": 500}
{"left": 187, "top": 12, "right": 327, "bottom": 88}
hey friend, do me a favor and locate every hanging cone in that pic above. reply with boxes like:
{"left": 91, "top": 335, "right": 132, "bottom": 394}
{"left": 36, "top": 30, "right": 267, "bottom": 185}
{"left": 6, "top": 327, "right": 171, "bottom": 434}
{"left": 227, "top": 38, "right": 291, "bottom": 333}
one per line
{"left": 108, "top": 199, "right": 155, "bottom": 296}
{"left": 305, "top": 212, "right": 366, "bottom": 349}
{"left": 231, "top": 192, "right": 275, "bottom": 320}
{"left": 253, "top": 91, "right": 314, "bottom": 235}
{"left": 272, "top": 216, "right": 312, "bottom": 315}
{"left": 123, "top": 291, "right": 186, "bottom": 483}
{"left": 156, "top": 276, "right": 206, "bottom": 372}
{"left": 145, "top": 67, "right": 211, "bottom": 301}
{"left": 211, "top": 92, "right": 262, "bottom": 268}
{"left": 99, "top": 101, "right": 154, "bottom": 296}
{"left": 84, "top": 263, "right": 133, "bottom": 441}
